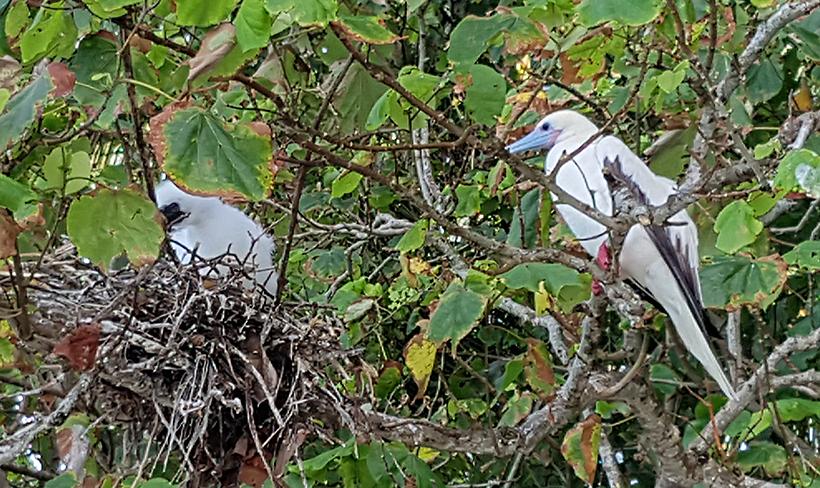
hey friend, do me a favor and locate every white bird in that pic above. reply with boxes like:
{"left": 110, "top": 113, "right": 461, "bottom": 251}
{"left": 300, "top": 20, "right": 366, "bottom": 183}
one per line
{"left": 506, "top": 110, "right": 736, "bottom": 400}
{"left": 154, "top": 179, "right": 279, "bottom": 297}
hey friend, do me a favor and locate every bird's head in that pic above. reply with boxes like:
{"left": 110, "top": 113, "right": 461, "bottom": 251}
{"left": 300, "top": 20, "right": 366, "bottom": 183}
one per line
{"left": 155, "top": 179, "right": 217, "bottom": 230}
{"left": 506, "top": 110, "right": 598, "bottom": 154}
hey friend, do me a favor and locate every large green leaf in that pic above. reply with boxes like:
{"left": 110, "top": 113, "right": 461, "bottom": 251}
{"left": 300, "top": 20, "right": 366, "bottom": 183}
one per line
{"left": 332, "top": 62, "right": 387, "bottom": 133}
{"left": 746, "top": 57, "right": 783, "bottom": 105}
{"left": 448, "top": 15, "right": 515, "bottom": 65}
{"left": 577, "top": 0, "right": 662, "bottom": 26}
{"left": 427, "top": 282, "right": 486, "bottom": 344}
{"left": 44, "top": 473, "right": 77, "bottom": 488}
{"left": 153, "top": 107, "right": 273, "bottom": 201}
{"left": 713, "top": 201, "right": 763, "bottom": 254}
{"left": 42, "top": 147, "right": 92, "bottom": 195}
{"left": 178, "top": 0, "right": 237, "bottom": 26}
{"left": 19, "top": 8, "right": 77, "bottom": 64}
{"left": 69, "top": 34, "right": 118, "bottom": 106}
{"left": 506, "top": 188, "right": 540, "bottom": 248}
{"left": 0, "top": 71, "right": 52, "bottom": 150}
{"left": 66, "top": 188, "right": 164, "bottom": 271}
{"left": 454, "top": 184, "right": 481, "bottom": 217}
{"left": 334, "top": 15, "right": 400, "bottom": 44}
{"left": 235, "top": 0, "right": 273, "bottom": 51}
{"left": 499, "top": 262, "right": 591, "bottom": 313}
{"left": 266, "top": 0, "right": 337, "bottom": 26}
{"left": 395, "top": 219, "right": 428, "bottom": 252}
{"left": 463, "top": 64, "right": 506, "bottom": 126}
{"left": 700, "top": 255, "right": 787, "bottom": 310}
{"left": 560, "top": 414, "right": 602, "bottom": 484}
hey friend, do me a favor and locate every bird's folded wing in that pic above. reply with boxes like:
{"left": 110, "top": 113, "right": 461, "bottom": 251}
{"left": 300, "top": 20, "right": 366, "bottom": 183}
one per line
{"left": 594, "top": 136, "right": 708, "bottom": 330}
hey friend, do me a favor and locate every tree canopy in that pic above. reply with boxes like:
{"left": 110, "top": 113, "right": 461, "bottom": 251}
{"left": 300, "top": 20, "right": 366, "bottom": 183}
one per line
{"left": 0, "top": 0, "right": 818, "bottom": 486}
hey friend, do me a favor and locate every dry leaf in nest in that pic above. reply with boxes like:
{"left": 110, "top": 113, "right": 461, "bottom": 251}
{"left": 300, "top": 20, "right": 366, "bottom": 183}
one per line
{"left": 54, "top": 324, "right": 101, "bottom": 371}
{"left": 238, "top": 454, "right": 269, "bottom": 488}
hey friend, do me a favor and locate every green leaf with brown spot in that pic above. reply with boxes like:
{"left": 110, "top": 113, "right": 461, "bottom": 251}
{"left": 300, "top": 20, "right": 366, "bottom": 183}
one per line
{"left": 334, "top": 16, "right": 401, "bottom": 45}
{"left": 523, "top": 339, "right": 555, "bottom": 400}
{"left": 149, "top": 107, "right": 273, "bottom": 201}
{"left": 700, "top": 254, "right": 788, "bottom": 310}
{"left": 561, "top": 414, "right": 602, "bottom": 484}
{"left": 426, "top": 282, "right": 486, "bottom": 345}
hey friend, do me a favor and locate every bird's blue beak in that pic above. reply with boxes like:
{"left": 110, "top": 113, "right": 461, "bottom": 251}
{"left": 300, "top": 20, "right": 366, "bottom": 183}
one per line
{"left": 506, "top": 127, "right": 560, "bottom": 154}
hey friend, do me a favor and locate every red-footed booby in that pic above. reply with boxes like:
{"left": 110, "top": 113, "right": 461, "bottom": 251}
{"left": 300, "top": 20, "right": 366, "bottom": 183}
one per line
{"left": 155, "top": 179, "right": 279, "bottom": 298}
{"left": 507, "top": 110, "right": 736, "bottom": 400}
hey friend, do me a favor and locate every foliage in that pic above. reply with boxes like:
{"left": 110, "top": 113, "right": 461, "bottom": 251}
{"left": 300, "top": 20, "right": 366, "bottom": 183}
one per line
{"left": 0, "top": 0, "right": 817, "bottom": 486}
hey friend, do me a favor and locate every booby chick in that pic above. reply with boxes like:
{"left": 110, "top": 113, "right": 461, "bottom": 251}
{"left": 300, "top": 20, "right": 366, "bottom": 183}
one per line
{"left": 155, "top": 179, "right": 278, "bottom": 297}
{"left": 506, "top": 110, "right": 736, "bottom": 400}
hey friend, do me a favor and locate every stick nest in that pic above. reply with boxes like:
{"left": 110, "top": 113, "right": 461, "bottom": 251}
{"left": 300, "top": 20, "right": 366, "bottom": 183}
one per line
{"left": 24, "top": 242, "right": 354, "bottom": 484}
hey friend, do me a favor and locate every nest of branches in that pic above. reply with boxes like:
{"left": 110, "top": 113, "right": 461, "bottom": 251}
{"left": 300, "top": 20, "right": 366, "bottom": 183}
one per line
{"left": 21, "top": 242, "right": 353, "bottom": 485}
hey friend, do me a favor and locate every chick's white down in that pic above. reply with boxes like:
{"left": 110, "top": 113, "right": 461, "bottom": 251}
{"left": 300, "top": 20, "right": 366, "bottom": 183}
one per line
{"left": 154, "top": 180, "right": 278, "bottom": 297}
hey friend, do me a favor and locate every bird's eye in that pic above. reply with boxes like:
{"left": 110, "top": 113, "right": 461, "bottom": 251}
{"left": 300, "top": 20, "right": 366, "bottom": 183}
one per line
{"left": 541, "top": 122, "right": 550, "bottom": 131}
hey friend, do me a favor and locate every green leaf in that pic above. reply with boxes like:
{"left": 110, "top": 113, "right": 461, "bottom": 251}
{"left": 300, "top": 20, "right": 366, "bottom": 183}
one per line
{"left": 70, "top": 34, "right": 118, "bottom": 106}
{"left": 45, "top": 473, "right": 77, "bottom": 488}
{"left": 577, "top": 0, "right": 662, "bottom": 26}
{"left": 499, "top": 263, "right": 591, "bottom": 314}
{"left": 773, "top": 149, "right": 820, "bottom": 195}
{"left": 0, "top": 71, "right": 52, "bottom": 150}
{"left": 374, "top": 364, "right": 402, "bottom": 399}
{"left": 454, "top": 184, "right": 481, "bottom": 217}
{"left": 5, "top": 0, "right": 30, "bottom": 39}
{"left": 331, "top": 171, "right": 363, "bottom": 198}
{"left": 650, "top": 363, "right": 680, "bottom": 397}
{"left": 506, "top": 188, "right": 540, "bottom": 248}
{"left": 178, "top": 0, "right": 237, "bottom": 26}
{"left": 385, "top": 68, "right": 445, "bottom": 130}
{"left": 404, "top": 334, "right": 436, "bottom": 398}
{"left": 66, "top": 188, "right": 164, "bottom": 271}
{"left": 700, "top": 255, "right": 788, "bottom": 310}
{"left": 267, "top": 0, "right": 337, "bottom": 26}
{"left": 301, "top": 437, "right": 355, "bottom": 473}
{"left": 737, "top": 442, "right": 788, "bottom": 476}
{"left": 498, "top": 392, "right": 533, "bottom": 427}
{"left": 560, "top": 414, "right": 602, "bottom": 484}
{"left": 426, "top": 282, "right": 485, "bottom": 344}
{"left": 656, "top": 67, "right": 686, "bottom": 93}
{"left": 156, "top": 108, "right": 273, "bottom": 201}
{"left": 235, "top": 0, "right": 273, "bottom": 51}
{"left": 784, "top": 240, "right": 820, "bottom": 270}
{"left": 448, "top": 15, "right": 515, "bottom": 65}
{"left": 19, "top": 9, "right": 77, "bottom": 64}
{"left": 42, "top": 148, "right": 92, "bottom": 195}
{"left": 0, "top": 338, "right": 15, "bottom": 366}
{"left": 137, "top": 480, "right": 176, "bottom": 488}
{"left": 395, "top": 219, "right": 427, "bottom": 252}
{"left": 0, "top": 174, "right": 36, "bottom": 219}
{"left": 335, "top": 15, "right": 400, "bottom": 44}
{"left": 746, "top": 57, "right": 782, "bottom": 105}
{"left": 713, "top": 201, "right": 763, "bottom": 254}
{"left": 332, "top": 62, "right": 387, "bottom": 134}
{"left": 463, "top": 64, "right": 506, "bottom": 126}
{"left": 495, "top": 358, "right": 523, "bottom": 391}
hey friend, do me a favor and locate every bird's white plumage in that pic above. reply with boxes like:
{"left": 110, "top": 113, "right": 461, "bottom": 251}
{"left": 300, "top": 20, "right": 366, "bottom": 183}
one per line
{"left": 155, "top": 180, "right": 279, "bottom": 297}
{"left": 508, "top": 110, "right": 736, "bottom": 399}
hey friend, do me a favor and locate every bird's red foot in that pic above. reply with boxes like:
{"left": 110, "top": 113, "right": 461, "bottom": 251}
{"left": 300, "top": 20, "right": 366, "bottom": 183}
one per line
{"left": 592, "top": 279, "right": 604, "bottom": 296}
{"left": 596, "top": 242, "right": 612, "bottom": 271}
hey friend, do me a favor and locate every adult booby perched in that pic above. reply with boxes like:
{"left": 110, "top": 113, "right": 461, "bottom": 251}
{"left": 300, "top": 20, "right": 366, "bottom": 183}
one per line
{"left": 155, "top": 179, "right": 279, "bottom": 297}
{"left": 507, "top": 110, "right": 736, "bottom": 400}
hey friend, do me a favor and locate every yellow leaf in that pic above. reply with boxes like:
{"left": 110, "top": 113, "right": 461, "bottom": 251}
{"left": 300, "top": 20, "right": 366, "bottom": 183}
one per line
{"left": 403, "top": 334, "right": 437, "bottom": 400}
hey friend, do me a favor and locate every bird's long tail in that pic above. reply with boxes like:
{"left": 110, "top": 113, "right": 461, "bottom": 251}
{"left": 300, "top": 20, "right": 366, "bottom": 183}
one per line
{"left": 664, "top": 297, "right": 737, "bottom": 400}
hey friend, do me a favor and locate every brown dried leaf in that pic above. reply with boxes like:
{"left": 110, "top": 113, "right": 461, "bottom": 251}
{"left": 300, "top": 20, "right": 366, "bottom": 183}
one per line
{"left": 188, "top": 23, "right": 236, "bottom": 82}
{"left": 0, "top": 55, "right": 21, "bottom": 90}
{"left": 524, "top": 338, "right": 556, "bottom": 400}
{"left": 47, "top": 62, "right": 76, "bottom": 98}
{"left": 238, "top": 454, "right": 269, "bottom": 488}
{"left": 559, "top": 53, "right": 582, "bottom": 85}
{"left": 53, "top": 324, "right": 101, "bottom": 371}
{"left": 0, "top": 212, "right": 21, "bottom": 259}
